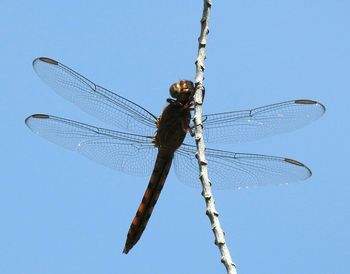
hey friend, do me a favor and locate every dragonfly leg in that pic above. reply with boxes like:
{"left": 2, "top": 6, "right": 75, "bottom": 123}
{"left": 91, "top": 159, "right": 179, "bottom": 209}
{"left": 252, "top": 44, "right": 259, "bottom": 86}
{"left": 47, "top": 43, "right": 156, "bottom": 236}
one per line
{"left": 155, "top": 117, "right": 161, "bottom": 129}
{"left": 166, "top": 98, "right": 183, "bottom": 107}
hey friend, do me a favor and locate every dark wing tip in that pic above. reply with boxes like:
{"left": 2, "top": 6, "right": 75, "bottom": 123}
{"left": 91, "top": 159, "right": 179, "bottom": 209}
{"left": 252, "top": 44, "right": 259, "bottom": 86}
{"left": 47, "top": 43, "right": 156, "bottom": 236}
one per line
{"left": 284, "top": 158, "right": 312, "bottom": 177}
{"left": 284, "top": 157, "right": 304, "bottom": 166}
{"left": 25, "top": 114, "right": 50, "bottom": 125}
{"left": 33, "top": 57, "right": 59, "bottom": 66}
{"left": 295, "top": 99, "right": 326, "bottom": 113}
{"left": 32, "top": 113, "right": 50, "bottom": 119}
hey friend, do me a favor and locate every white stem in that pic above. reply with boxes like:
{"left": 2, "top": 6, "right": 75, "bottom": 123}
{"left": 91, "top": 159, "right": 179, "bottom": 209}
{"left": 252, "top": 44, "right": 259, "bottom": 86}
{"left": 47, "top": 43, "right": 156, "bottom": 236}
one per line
{"left": 193, "top": 1, "right": 238, "bottom": 273}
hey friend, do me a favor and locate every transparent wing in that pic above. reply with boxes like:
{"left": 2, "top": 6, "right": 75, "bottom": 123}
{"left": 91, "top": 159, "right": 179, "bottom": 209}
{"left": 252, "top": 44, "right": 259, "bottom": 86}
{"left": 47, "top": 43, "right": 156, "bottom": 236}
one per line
{"left": 25, "top": 114, "right": 157, "bottom": 177}
{"left": 174, "top": 144, "right": 311, "bottom": 190}
{"left": 197, "top": 100, "right": 325, "bottom": 144}
{"left": 32, "top": 57, "right": 157, "bottom": 136}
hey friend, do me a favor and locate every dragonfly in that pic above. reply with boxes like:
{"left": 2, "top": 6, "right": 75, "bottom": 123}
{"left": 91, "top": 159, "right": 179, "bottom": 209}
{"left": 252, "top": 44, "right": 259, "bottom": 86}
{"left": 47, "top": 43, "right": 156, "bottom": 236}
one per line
{"left": 25, "top": 57, "right": 325, "bottom": 254}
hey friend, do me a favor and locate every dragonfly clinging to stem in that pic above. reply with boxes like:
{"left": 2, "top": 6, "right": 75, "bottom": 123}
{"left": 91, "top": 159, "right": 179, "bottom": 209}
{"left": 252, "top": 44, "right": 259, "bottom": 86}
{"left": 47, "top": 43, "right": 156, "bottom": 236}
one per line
{"left": 25, "top": 57, "right": 325, "bottom": 253}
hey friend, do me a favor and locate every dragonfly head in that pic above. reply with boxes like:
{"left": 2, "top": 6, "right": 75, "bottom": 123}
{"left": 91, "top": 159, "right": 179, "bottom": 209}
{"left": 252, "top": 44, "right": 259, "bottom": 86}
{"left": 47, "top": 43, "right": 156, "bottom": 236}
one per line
{"left": 169, "top": 80, "right": 194, "bottom": 102}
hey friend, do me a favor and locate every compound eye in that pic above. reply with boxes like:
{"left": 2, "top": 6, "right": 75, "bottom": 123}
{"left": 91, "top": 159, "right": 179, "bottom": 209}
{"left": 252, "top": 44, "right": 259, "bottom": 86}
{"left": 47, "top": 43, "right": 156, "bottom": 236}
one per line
{"left": 169, "top": 83, "right": 180, "bottom": 98}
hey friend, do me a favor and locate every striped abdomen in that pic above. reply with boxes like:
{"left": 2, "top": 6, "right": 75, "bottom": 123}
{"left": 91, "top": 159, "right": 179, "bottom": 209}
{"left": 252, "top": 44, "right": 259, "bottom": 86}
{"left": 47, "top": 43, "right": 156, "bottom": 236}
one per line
{"left": 123, "top": 151, "right": 173, "bottom": 254}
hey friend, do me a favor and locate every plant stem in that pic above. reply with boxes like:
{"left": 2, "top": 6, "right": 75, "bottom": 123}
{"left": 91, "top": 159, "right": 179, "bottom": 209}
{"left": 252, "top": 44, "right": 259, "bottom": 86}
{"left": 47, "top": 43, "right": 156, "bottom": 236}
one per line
{"left": 192, "top": 1, "right": 238, "bottom": 273}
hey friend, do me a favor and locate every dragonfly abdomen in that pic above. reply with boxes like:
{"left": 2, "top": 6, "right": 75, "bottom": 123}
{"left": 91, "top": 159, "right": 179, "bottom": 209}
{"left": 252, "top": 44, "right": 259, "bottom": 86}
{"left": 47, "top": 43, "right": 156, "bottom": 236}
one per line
{"left": 123, "top": 151, "right": 174, "bottom": 254}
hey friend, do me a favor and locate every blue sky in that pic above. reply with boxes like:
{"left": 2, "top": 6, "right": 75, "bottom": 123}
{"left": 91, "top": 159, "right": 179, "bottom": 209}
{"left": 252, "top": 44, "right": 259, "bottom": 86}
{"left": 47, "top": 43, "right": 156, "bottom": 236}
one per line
{"left": 1, "top": 1, "right": 349, "bottom": 274}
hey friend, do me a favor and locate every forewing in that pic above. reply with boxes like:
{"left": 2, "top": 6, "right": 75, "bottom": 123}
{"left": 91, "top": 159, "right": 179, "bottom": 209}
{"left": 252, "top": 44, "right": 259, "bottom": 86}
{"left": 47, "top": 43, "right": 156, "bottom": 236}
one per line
{"left": 25, "top": 114, "right": 157, "bottom": 177}
{"left": 32, "top": 57, "right": 157, "bottom": 136}
{"left": 174, "top": 144, "right": 311, "bottom": 190}
{"left": 200, "top": 100, "right": 325, "bottom": 144}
